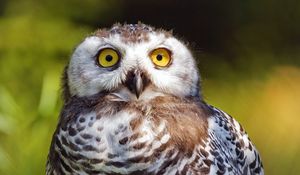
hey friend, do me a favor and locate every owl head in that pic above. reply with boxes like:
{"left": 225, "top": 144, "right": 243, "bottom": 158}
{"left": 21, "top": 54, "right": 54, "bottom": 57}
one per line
{"left": 66, "top": 23, "right": 200, "bottom": 102}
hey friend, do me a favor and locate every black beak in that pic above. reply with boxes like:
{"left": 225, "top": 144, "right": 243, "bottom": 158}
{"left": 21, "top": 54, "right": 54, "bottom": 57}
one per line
{"left": 124, "top": 70, "right": 144, "bottom": 98}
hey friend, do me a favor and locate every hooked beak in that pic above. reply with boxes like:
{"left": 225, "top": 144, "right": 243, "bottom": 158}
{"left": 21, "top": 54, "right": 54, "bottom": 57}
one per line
{"left": 124, "top": 70, "right": 144, "bottom": 98}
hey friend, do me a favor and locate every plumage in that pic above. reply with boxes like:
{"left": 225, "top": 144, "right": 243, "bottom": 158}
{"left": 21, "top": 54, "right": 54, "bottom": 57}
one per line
{"left": 47, "top": 23, "right": 263, "bottom": 175}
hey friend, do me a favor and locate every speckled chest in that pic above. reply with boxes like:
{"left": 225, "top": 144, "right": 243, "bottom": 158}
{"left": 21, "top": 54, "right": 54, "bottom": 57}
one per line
{"left": 56, "top": 103, "right": 173, "bottom": 174}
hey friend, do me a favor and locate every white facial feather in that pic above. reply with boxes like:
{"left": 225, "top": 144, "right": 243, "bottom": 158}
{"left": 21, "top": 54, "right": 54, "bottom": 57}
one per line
{"left": 68, "top": 29, "right": 200, "bottom": 99}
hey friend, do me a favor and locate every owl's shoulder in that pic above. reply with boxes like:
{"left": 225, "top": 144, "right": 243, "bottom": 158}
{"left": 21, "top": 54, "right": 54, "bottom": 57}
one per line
{"left": 203, "top": 106, "right": 264, "bottom": 174}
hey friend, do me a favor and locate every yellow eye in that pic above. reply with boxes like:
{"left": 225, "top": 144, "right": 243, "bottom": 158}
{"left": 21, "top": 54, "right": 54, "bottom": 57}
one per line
{"left": 149, "top": 48, "right": 172, "bottom": 67}
{"left": 97, "top": 48, "right": 120, "bottom": 67}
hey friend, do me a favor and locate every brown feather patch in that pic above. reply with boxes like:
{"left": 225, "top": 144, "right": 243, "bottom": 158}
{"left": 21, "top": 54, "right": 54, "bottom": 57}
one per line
{"left": 149, "top": 96, "right": 211, "bottom": 152}
{"left": 94, "top": 23, "right": 172, "bottom": 43}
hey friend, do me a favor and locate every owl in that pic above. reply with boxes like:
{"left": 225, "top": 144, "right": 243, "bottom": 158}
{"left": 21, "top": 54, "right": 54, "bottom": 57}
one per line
{"left": 46, "top": 23, "right": 263, "bottom": 175}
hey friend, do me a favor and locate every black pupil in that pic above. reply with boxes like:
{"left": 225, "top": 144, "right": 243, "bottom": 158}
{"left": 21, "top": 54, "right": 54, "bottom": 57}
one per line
{"left": 105, "top": 55, "right": 113, "bottom": 62}
{"left": 156, "top": 54, "right": 163, "bottom": 61}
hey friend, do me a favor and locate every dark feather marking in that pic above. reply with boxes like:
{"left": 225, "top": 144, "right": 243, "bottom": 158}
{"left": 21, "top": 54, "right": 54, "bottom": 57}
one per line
{"left": 74, "top": 138, "right": 86, "bottom": 145}
{"left": 200, "top": 148, "right": 209, "bottom": 157}
{"left": 68, "top": 126, "right": 77, "bottom": 136}
{"left": 80, "top": 133, "right": 93, "bottom": 140}
{"left": 105, "top": 161, "right": 127, "bottom": 168}
{"left": 119, "top": 137, "right": 128, "bottom": 145}
{"left": 217, "top": 162, "right": 225, "bottom": 172}
{"left": 107, "top": 153, "right": 118, "bottom": 159}
{"left": 82, "top": 145, "right": 100, "bottom": 153}
{"left": 203, "top": 159, "right": 214, "bottom": 167}
{"left": 60, "top": 156, "right": 72, "bottom": 173}
{"left": 90, "top": 158, "right": 103, "bottom": 164}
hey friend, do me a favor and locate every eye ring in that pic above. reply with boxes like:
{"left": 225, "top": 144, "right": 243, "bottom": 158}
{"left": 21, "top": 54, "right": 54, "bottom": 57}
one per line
{"left": 149, "top": 48, "right": 172, "bottom": 68}
{"left": 96, "top": 48, "right": 121, "bottom": 68}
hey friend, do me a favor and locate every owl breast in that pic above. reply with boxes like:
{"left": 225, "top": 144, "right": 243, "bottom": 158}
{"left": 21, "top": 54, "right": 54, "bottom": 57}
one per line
{"left": 56, "top": 102, "right": 176, "bottom": 174}
{"left": 51, "top": 95, "right": 212, "bottom": 175}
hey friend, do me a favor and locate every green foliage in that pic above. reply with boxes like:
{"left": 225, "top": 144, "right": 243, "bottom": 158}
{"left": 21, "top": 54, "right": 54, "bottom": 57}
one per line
{"left": 0, "top": 2, "right": 91, "bottom": 174}
{"left": 0, "top": 77, "right": 59, "bottom": 174}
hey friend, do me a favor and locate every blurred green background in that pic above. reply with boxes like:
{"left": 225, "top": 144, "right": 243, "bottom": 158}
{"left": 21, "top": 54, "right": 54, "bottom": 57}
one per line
{"left": 0, "top": 0, "right": 299, "bottom": 174}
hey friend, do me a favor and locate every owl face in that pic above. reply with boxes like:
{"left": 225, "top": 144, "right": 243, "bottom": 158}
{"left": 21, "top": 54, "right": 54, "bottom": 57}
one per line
{"left": 67, "top": 24, "right": 200, "bottom": 101}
